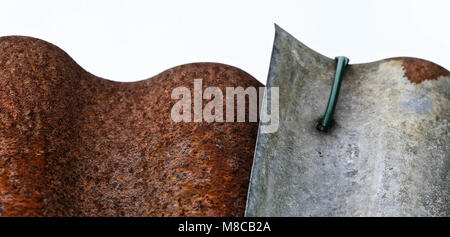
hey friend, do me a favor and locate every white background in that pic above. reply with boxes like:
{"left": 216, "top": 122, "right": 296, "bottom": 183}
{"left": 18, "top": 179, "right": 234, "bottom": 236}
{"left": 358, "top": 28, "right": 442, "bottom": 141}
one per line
{"left": 0, "top": 0, "right": 448, "bottom": 83}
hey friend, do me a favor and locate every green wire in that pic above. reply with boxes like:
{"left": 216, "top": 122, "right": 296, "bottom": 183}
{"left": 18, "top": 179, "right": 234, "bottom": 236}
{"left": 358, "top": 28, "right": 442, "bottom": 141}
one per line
{"left": 317, "top": 56, "right": 349, "bottom": 132}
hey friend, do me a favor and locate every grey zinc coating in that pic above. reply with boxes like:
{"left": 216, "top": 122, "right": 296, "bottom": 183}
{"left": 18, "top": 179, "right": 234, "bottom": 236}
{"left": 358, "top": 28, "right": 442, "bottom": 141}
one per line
{"left": 245, "top": 26, "right": 449, "bottom": 217}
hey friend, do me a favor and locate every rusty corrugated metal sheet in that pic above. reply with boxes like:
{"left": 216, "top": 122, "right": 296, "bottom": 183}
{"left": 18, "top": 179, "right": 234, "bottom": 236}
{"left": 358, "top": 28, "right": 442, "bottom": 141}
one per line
{"left": 246, "top": 25, "right": 449, "bottom": 216}
{"left": 0, "top": 36, "right": 261, "bottom": 216}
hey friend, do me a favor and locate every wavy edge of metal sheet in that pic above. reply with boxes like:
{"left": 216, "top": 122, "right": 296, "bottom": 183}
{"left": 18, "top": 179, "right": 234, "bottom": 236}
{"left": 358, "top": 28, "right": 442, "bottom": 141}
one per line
{"left": 245, "top": 25, "right": 450, "bottom": 217}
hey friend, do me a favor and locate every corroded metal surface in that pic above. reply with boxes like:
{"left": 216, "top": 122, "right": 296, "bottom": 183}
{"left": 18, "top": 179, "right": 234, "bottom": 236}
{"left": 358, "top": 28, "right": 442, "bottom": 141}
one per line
{"left": 246, "top": 26, "right": 449, "bottom": 216}
{"left": 0, "top": 36, "right": 261, "bottom": 216}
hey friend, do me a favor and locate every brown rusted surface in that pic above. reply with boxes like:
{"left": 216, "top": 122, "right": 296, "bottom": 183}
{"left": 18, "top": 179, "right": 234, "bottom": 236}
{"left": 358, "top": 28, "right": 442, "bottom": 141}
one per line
{"left": 0, "top": 36, "right": 262, "bottom": 216}
{"left": 390, "top": 57, "right": 449, "bottom": 84}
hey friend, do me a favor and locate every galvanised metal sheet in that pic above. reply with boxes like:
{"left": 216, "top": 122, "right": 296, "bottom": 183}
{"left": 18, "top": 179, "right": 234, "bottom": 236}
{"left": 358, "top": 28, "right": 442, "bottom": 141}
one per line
{"left": 245, "top": 25, "right": 449, "bottom": 217}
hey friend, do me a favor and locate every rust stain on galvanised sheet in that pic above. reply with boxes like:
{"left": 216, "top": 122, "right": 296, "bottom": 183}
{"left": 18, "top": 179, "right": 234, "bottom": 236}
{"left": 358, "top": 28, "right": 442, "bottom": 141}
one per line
{"left": 390, "top": 57, "right": 449, "bottom": 84}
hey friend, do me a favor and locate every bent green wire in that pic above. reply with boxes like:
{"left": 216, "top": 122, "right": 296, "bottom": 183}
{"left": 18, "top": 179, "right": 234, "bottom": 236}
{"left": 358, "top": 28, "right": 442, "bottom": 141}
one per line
{"left": 317, "top": 56, "right": 349, "bottom": 131}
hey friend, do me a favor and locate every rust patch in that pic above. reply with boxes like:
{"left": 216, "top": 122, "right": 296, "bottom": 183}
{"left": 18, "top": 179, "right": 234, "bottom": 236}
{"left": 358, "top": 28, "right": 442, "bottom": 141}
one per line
{"left": 391, "top": 57, "right": 449, "bottom": 84}
{"left": 0, "top": 36, "right": 262, "bottom": 216}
